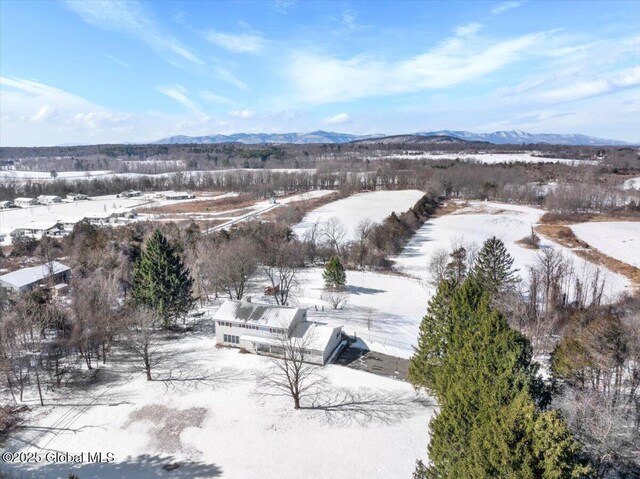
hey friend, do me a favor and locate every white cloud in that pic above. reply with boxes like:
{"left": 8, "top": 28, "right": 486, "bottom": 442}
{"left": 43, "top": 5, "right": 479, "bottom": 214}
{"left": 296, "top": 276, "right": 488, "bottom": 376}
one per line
{"left": 229, "top": 109, "right": 255, "bottom": 119}
{"left": 538, "top": 66, "right": 640, "bottom": 103}
{"left": 288, "top": 29, "right": 550, "bottom": 104}
{"left": 322, "top": 113, "right": 349, "bottom": 125}
{"left": 454, "top": 22, "right": 483, "bottom": 37}
{"left": 270, "top": 0, "right": 297, "bottom": 14}
{"left": 104, "top": 54, "right": 132, "bottom": 69}
{"left": 64, "top": 0, "right": 203, "bottom": 65}
{"left": 206, "top": 30, "right": 265, "bottom": 54}
{"left": 200, "top": 90, "right": 235, "bottom": 106}
{"left": 156, "top": 85, "right": 203, "bottom": 113}
{"left": 491, "top": 1, "right": 526, "bottom": 15}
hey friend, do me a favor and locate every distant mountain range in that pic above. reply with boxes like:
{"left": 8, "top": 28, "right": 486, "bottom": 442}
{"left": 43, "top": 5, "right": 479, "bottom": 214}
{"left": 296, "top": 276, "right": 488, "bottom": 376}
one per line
{"left": 154, "top": 129, "right": 630, "bottom": 146}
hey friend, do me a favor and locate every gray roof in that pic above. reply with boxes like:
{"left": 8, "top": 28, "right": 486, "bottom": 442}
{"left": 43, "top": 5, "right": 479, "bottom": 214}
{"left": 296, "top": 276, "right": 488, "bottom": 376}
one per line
{"left": 214, "top": 300, "right": 303, "bottom": 329}
{"left": 0, "top": 261, "right": 70, "bottom": 289}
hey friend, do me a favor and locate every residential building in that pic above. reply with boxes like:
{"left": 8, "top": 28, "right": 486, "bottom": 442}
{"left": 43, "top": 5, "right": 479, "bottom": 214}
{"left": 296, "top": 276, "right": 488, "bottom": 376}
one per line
{"left": 37, "top": 195, "right": 62, "bottom": 205}
{"left": 0, "top": 261, "right": 71, "bottom": 293}
{"left": 0, "top": 200, "right": 14, "bottom": 209}
{"left": 14, "top": 197, "right": 37, "bottom": 208}
{"left": 66, "top": 193, "right": 88, "bottom": 201}
{"left": 10, "top": 221, "right": 62, "bottom": 239}
{"left": 214, "top": 299, "right": 343, "bottom": 365}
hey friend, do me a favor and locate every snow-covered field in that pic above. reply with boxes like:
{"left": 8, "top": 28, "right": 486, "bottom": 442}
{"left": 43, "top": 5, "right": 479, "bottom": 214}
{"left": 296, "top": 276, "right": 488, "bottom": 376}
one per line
{"left": 1, "top": 334, "right": 433, "bottom": 479}
{"left": 0, "top": 170, "right": 113, "bottom": 181}
{"left": 378, "top": 152, "right": 597, "bottom": 165}
{"left": 392, "top": 201, "right": 632, "bottom": 301}
{"left": 288, "top": 268, "right": 428, "bottom": 358}
{"left": 571, "top": 221, "right": 640, "bottom": 269}
{"left": 293, "top": 190, "right": 425, "bottom": 242}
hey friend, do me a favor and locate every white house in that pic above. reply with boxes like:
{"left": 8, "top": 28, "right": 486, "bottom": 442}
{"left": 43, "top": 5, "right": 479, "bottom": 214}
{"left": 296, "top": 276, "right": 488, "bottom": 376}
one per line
{"left": 0, "top": 261, "right": 71, "bottom": 293}
{"left": 66, "top": 193, "right": 88, "bottom": 201}
{"left": 10, "top": 221, "right": 62, "bottom": 239}
{"left": 14, "top": 197, "right": 37, "bottom": 208}
{"left": 37, "top": 195, "right": 62, "bottom": 205}
{"left": 214, "top": 299, "right": 343, "bottom": 365}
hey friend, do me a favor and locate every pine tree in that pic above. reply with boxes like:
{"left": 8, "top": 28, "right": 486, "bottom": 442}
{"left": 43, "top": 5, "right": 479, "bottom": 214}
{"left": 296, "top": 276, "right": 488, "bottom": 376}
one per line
{"left": 132, "top": 229, "right": 194, "bottom": 329}
{"left": 444, "top": 246, "right": 467, "bottom": 284}
{"left": 421, "top": 277, "right": 586, "bottom": 479}
{"left": 408, "top": 279, "right": 456, "bottom": 391}
{"left": 472, "top": 236, "right": 520, "bottom": 294}
{"left": 323, "top": 256, "right": 346, "bottom": 290}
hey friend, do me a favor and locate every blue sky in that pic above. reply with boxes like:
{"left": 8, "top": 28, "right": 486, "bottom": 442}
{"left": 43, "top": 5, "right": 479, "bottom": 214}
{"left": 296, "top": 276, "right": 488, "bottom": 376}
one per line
{"left": 1, "top": 0, "right": 639, "bottom": 146}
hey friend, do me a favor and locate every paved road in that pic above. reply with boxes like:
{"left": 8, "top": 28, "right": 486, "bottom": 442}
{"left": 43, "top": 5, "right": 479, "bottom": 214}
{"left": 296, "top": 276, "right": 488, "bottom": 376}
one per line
{"left": 334, "top": 344, "right": 409, "bottom": 381}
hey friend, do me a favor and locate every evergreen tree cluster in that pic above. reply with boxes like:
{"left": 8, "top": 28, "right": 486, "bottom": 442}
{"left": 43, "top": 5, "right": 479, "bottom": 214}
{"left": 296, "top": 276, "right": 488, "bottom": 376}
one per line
{"left": 132, "top": 229, "right": 194, "bottom": 328}
{"left": 410, "top": 237, "right": 589, "bottom": 478}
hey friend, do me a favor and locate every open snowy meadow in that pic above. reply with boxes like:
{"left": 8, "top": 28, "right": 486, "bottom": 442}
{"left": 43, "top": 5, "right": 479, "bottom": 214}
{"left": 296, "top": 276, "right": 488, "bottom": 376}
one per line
{"left": 392, "top": 201, "right": 633, "bottom": 301}
{"left": 293, "top": 190, "right": 425, "bottom": 242}
{"left": 1, "top": 333, "right": 434, "bottom": 479}
{"left": 571, "top": 221, "right": 640, "bottom": 269}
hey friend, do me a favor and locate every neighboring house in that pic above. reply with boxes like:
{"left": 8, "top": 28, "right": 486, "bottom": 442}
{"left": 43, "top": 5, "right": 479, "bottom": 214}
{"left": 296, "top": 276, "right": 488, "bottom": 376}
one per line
{"left": 0, "top": 200, "right": 14, "bottom": 209}
{"left": 156, "top": 191, "right": 195, "bottom": 200}
{"left": 83, "top": 212, "right": 114, "bottom": 226}
{"left": 14, "top": 197, "right": 37, "bottom": 208}
{"left": 0, "top": 261, "right": 71, "bottom": 293}
{"left": 214, "top": 299, "right": 343, "bottom": 365}
{"left": 117, "top": 190, "right": 142, "bottom": 198}
{"left": 67, "top": 193, "right": 88, "bottom": 201}
{"left": 37, "top": 195, "right": 62, "bottom": 205}
{"left": 10, "top": 221, "right": 62, "bottom": 239}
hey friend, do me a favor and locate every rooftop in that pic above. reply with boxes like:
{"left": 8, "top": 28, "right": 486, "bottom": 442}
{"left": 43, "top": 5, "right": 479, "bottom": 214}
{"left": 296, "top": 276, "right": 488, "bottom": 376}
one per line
{"left": 214, "top": 300, "right": 304, "bottom": 329}
{"left": 291, "top": 321, "right": 343, "bottom": 352}
{"left": 0, "top": 261, "right": 70, "bottom": 289}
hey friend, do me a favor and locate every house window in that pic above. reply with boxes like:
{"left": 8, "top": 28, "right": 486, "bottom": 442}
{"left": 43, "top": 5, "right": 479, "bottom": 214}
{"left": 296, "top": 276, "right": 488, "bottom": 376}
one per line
{"left": 223, "top": 334, "right": 239, "bottom": 344}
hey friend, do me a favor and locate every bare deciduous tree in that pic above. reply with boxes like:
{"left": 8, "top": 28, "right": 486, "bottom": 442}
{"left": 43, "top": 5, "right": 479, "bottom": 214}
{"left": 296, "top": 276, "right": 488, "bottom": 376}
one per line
{"left": 125, "top": 307, "right": 164, "bottom": 381}
{"left": 322, "top": 216, "right": 346, "bottom": 255}
{"left": 321, "top": 290, "right": 348, "bottom": 310}
{"left": 258, "top": 334, "right": 325, "bottom": 409}
{"left": 211, "top": 237, "right": 259, "bottom": 300}
{"left": 261, "top": 242, "right": 303, "bottom": 305}
{"left": 427, "top": 248, "right": 449, "bottom": 286}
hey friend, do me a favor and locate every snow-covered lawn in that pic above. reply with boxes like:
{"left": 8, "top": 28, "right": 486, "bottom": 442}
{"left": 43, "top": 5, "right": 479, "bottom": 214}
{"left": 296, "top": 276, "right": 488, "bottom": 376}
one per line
{"left": 2, "top": 334, "right": 434, "bottom": 479}
{"left": 571, "top": 221, "right": 640, "bottom": 269}
{"left": 293, "top": 190, "right": 425, "bottom": 242}
{"left": 288, "top": 268, "right": 429, "bottom": 358}
{"left": 378, "top": 152, "right": 597, "bottom": 165}
{"left": 392, "top": 201, "right": 632, "bottom": 301}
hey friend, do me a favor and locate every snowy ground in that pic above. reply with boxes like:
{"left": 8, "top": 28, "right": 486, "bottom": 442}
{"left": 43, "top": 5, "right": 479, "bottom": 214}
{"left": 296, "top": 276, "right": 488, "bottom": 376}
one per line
{"left": 571, "top": 221, "right": 640, "bottom": 269}
{"left": 1, "top": 333, "right": 434, "bottom": 479}
{"left": 277, "top": 268, "right": 429, "bottom": 358}
{"left": 377, "top": 152, "right": 598, "bottom": 166}
{"left": 392, "top": 201, "right": 632, "bottom": 302}
{"left": 293, "top": 190, "right": 425, "bottom": 242}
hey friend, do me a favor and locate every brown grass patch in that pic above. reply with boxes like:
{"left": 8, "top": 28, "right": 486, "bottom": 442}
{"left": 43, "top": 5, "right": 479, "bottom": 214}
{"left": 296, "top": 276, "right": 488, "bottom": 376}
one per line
{"left": 534, "top": 224, "right": 640, "bottom": 287}
{"left": 433, "top": 200, "right": 469, "bottom": 217}
{"left": 262, "top": 191, "right": 343, "bottom": 222}
{"left": 137, "top": 194, "right": 257, "bottom": 215}
{"left": 540, "top": 211, "right": 640, "bottom": 225}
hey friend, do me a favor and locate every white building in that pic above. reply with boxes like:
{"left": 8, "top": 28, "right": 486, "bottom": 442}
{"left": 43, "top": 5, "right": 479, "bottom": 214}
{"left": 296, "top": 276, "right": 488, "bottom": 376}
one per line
{"left": 10, "top": 221, "right": 62, "bottom": 239}
{"left": 214, "top": 299, "right": 343, "bottom": 365}
{"left": 0, "top": 261, "right": 71, "bottom": 293}
{"left": 164, "top": 191, "right": 195, "bottom": 200}
{"left": 37, "top": 195, "right": 62, "bottom": 205}
{"left": 66, "top": 193, "right": 88, "bottom": 201}
{"left": 14, "top": 197, "right": 37, "bottom": 208}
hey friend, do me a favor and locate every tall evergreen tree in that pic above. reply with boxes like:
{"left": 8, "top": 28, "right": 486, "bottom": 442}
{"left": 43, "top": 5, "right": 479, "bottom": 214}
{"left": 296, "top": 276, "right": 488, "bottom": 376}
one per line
{"left": 132, "top": 229, "right": 194, "bottom": 328}
{"left": 417, "top": 278, "right": 587, "bottom": 479}
{"left": 323, "top": 256, "right": 346, "bottom": 290}
{"left": 408, "top": 279, "right": 457, "bottom": 391}
{"left": 472, "top": 236, "right": 520, "bottom": 294}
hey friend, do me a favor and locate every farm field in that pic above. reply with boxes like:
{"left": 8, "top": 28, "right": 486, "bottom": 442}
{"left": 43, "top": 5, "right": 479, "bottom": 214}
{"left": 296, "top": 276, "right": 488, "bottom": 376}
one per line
{"left": 293, "top": 190, "right": 425, "bottom": 242}
{"left": 1, "top": 333, "right": 434, "bottom": 479}
{"left": 378, "top": 152, "right": 598, "bottom": 165}
{"left": 392, "top": 201, "right": 633, "bottom": 301}
{"left": 571, "top": 221, "right": 640, "bottom": 269}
